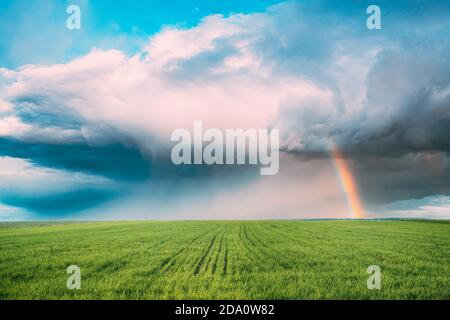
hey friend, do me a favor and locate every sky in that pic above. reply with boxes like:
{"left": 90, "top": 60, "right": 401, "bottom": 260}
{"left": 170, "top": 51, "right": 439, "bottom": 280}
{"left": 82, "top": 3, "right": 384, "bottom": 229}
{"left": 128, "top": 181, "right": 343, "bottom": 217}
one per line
{"left": 0, "top": 0, "right": 449, "bottom": 220}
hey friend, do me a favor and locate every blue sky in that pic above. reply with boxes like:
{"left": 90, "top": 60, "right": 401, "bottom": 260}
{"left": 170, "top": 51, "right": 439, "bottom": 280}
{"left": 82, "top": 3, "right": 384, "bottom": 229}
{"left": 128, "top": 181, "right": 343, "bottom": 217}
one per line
{"left": 2, "top": 0, "right": 448, "bottom": 68}
{"left": 0, "top": 0, "right": 449, "bottom": 220}
{"left": 0, "top": 0, "right": 281, "bottom": 68}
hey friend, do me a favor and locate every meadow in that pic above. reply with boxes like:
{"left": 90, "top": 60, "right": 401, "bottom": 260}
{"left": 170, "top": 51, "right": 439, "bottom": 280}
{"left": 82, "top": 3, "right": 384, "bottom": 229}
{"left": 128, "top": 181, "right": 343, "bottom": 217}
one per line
{"left": 0, "top": 220, "right": 449, "bottom": 299}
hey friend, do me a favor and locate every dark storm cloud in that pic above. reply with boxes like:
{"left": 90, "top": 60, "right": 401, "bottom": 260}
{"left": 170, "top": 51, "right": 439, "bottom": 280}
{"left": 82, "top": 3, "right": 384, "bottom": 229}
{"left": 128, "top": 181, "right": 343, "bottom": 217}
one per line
{"left": 353, "top": 153, "right": 450, "bottom": 206}
{"left": 274, "top": 5, "right": 450, "bottom": 157}
{"left": 276, "top": 35, "right": 450, "bottom": 207}
{"left": 0, "top": 137, "right": 259, "bottom": 181}
{"left": 0, "top": 137, "right": 152, "bottom": 181}
{"left": 1, "top": 188, "right": 118, "bottom": 216}
{"left": 350, "top": 45, "right": 450, "bottom": 156}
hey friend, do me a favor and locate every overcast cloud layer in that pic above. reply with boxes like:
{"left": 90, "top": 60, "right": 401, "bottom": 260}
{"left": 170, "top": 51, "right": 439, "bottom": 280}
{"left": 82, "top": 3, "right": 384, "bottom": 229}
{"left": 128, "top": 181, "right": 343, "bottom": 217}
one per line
{"left": 0, "top": 0, "right": 449, "bottom": 220}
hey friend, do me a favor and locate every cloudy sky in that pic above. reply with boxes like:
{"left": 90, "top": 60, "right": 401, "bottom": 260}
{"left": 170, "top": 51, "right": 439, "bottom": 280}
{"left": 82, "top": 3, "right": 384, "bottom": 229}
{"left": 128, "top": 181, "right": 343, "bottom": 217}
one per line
{"left": 0, "top": 0, "right": 449, "bottom": 221}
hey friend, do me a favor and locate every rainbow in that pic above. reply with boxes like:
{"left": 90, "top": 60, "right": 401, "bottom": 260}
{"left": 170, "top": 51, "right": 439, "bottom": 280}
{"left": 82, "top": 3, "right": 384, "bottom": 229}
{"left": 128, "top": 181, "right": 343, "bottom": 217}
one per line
{"left": 331, "top": 148, "right": 365, "bottom": 219}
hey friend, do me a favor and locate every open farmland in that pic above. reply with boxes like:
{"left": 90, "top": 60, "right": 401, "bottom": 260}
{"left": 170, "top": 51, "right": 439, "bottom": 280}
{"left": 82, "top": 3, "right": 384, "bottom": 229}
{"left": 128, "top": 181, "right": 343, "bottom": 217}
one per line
{"left": 0, "top": 220, "right": 449, "bottom": 299}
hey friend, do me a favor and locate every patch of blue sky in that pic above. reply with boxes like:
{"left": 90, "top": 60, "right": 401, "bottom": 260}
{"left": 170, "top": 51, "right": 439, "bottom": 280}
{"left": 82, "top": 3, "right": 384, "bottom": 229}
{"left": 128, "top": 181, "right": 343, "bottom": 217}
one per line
{"left": 0, "top": 0, "right": 283, "bottom": 68}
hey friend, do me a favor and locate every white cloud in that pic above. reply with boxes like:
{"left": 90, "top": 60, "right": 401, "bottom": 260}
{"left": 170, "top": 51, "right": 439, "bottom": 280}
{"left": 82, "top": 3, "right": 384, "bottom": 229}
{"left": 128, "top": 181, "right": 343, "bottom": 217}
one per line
{"left": 0, "top": 203, "right": 30, "bottom": 221}
{"left": 0, "top": 100, "right": 12, "bottom": 112}
{"left": 380, "top": 196, "right": 450, "bottom": 220}
{"left": 0, "top": 156, "right": 114, "bottom": 196}
{"left": 0, "top": 7, "right": 337, "bottom": 155}
{"left": 0, "top": 116, "right": 30, "bottom": 136}
{"left": 0, "top": 2, "right": 447, "bottom": 158}
{"left": 0, "top": 2, "right": 449, "bottom": 219}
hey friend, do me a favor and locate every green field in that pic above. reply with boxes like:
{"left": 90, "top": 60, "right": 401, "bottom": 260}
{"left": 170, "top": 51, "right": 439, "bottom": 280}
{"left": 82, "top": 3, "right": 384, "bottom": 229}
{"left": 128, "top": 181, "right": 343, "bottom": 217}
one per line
{"left": 0, "top": 220, "right": 449, "bottom": 299}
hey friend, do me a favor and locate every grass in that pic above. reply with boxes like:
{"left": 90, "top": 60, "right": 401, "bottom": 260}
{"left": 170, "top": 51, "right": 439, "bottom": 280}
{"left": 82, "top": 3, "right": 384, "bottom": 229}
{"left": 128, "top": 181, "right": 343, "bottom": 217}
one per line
{"left": 0, "top": 220, "right": 449, "bottom": 300}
